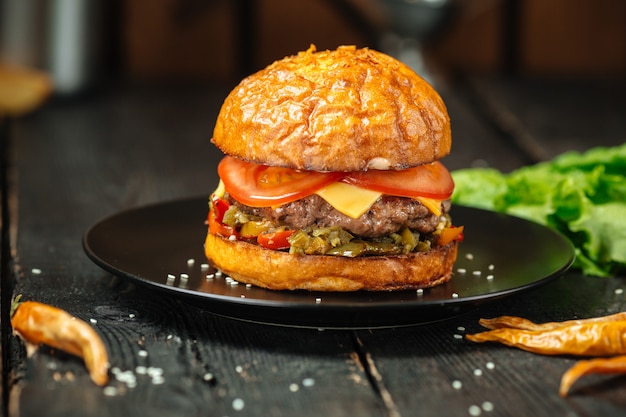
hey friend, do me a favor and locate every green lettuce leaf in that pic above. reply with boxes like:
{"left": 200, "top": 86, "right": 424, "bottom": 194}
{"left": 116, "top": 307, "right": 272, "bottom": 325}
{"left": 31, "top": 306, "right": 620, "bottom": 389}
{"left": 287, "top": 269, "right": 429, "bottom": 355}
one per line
{"left": 451, "top": 143, "right": 626, "bottom": 277}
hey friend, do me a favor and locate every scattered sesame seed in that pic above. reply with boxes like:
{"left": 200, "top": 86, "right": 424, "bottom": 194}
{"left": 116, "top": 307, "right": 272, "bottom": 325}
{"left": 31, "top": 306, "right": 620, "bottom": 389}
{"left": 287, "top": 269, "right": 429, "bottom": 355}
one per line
{"left": 180, "top": 273, "right": 189, "bottom": 280}
{"left": 103, "top": 386, "right": 118, "bottom": 396}
{"left": 240, "top": 295, "right": 246, "bottom": 298}
{"left": 452, "top": 380, "right": 462, "bottom": 389}
{"left": 201, "top": 263, "right": 209, "bottom": 271}
{"left": 468, "top": 404, "right": 482, "bottom": 416}
{"left": 187, "top": 258, "right": 195, "bottom": 267}
{"left": 416, "top": 288, "right": 424, "bottom": 295}
{"left": 228, "top": 235, "right": 237, "bottom": 241}
{"left": 452, "top": 292, "right": 459, "bottom": 298}
{"left": 488, "top": 264, "right": 495, "bottom": 270}
{"left": 486, "top": 275, "right": 494, "bottom": 281}
{"left": 215, "top": 271, "right": 223, "bottom": 278}
{"left": 151, "top": 375, "right": 165, "bottom": 385}
{"left": 457, "top": 326, "right": 466, "bottom": 331}
{"left": 115, "top": 370, "right": 137, "bottom": 385}
{"left": 89, "top": 318, "right": 98, "bottom": 324}
{"left": 482, "top": 401, "right": 494, "bottom": 412}
{"left": 615, "top": 288, "right": 624, "bottom": 295}
{"left": 136, "top": 366, "right": 147, "bottom": 375}
{"left": 465, "top": 253, "right": 474, "bottom": 260}
{"left": 203, "top": 373, "right": 215, "bottom": 383}
{"left": 230, "top": 280, "right": 239, "bottom": 286}
{"left": 472, "top": 270, "right": 482, "bottom": 276}
{"left": 235, "top": 365, "right": 243, "bottom": 373}
{"left": 31, "top": 268, "right": 42, "bottom": 275}
{"left": 473, "top": 369, "right": 483, "bottom": 377}
{"left": 167, "top": 334, "right": 173, "bottom": 340}
{"left": 453, "top": 334, "right": 463, "bottom": 340}
{"left": 167, "top": 273, "right": 176, "bottom": 279}
{"left": 206, "top": 274, "right": 215, "bottom": 280}
{"left": 302, "top": 378, "right": 315, "bottom": 387}
{"left": 456, "top": 268, "right": 467, "bottom": 274}
{"left": 289, "top": 383, "right": 299, "bottom": 392}
{"left": 232, "top": 398, "right": 245, "bottom": 411}
{"left": 486, "top": 362, "right": 495, "bottom": 370}
{"left": 129, "top": 313, "right": 136, "bottom": 319}
{"left": 315, "top": 297, "right": 322, "bottom": 304}
{"left": 138, "top": 350, "right": 148, "bottom": 358}
{"left": 246, "top": 284, "right": 252, "bottom": 289}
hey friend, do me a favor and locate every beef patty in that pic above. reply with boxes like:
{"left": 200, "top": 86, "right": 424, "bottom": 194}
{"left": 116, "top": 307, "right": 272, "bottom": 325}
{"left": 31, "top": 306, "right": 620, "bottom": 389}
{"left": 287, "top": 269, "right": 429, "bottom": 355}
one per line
{"left": 231, "top": 194, "right": 450, "bottom": 238}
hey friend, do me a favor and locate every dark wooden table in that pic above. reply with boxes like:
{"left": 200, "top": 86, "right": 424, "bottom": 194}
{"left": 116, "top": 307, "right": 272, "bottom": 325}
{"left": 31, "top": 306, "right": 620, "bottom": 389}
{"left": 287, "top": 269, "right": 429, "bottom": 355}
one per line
{"left": 1, "top": 75, "right": 625, "bottom": 417}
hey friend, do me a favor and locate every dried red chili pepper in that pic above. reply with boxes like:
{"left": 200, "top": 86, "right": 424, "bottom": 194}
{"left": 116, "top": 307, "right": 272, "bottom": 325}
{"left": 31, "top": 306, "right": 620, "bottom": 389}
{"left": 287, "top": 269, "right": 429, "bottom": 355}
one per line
{"left": 560, "top": 355, "right": 626, "bottom": 397}
{"left": 10, "top": 296, "right": 109, "bottom": 386}
{"left": 466, "top": 320, "right": 626, "bottom": 356}
{"left": 478, "top": 312, "right": 626, "bottom": 332}
{"left": 467, "top": 313, "right": 626, "bottom": 397}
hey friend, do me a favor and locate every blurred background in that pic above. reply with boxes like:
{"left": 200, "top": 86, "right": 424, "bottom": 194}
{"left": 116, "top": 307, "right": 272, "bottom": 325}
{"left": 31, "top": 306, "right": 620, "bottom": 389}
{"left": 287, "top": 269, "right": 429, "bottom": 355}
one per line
{"left": 1, "top": 0, "right": 625, "bottom": 98}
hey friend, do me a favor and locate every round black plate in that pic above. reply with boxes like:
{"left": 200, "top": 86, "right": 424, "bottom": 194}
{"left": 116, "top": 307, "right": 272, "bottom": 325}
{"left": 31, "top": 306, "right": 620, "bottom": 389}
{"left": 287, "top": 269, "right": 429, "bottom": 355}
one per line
{"left": 83, "top": 197, "right": 575, "bottom": 328}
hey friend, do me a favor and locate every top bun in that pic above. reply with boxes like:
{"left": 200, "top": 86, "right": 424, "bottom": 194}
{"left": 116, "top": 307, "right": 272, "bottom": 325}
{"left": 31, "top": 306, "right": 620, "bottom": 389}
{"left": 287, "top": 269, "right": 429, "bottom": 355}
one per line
{"left": 212, "top": 45, "right": 451, "bottom": 172}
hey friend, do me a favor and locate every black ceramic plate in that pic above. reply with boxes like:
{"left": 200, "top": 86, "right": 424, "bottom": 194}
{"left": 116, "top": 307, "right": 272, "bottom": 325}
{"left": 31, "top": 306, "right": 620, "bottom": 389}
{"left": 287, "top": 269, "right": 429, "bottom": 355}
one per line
{"left": 83, "top": 197, "right": 575, "bottom": 328}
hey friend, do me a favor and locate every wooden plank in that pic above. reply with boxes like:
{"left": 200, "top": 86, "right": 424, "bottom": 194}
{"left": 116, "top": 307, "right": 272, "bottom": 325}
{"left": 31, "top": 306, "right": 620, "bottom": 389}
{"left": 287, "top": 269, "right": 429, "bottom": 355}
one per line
{"left": 355, "top": 273, "right": 626, "bottom": 417}
{"left": 438, "top": 85, "right": 531, "bottom": 171}
{"left": 464, "top": 77, "right": 626, "bottom": 162}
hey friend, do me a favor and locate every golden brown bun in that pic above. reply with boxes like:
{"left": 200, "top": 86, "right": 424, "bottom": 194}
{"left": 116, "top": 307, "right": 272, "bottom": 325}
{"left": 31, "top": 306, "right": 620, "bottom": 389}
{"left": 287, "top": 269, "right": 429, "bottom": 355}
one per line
{"left": 212, "top": 45, "right": 451, "bottom": 172}
{"left": 205, "top": 232, "right": 458, "bottom": 291}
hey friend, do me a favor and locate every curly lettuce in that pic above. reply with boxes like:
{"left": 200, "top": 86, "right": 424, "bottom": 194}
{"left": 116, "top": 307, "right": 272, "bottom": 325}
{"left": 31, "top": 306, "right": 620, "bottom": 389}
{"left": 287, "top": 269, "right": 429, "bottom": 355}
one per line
{"left": 451, "top": 143, "right": 626, "bottom": 277}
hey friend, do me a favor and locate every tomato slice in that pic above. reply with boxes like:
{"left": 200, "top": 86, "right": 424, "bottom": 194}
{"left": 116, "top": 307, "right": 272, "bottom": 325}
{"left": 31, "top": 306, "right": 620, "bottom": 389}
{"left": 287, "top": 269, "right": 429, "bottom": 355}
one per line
{"left": 342, "top": 161, "right": 454, "bottom": 200}
{"left": 208, "top": 210, "right": 238, "bottom": 238}
{"left": 218, "top": 156, "right": 454, "bottom": 207}
{"left": 257, "top": 230, "right": 296, "bottom": 250}
{"left": 218, "top": 156, "right": 345, "bottom": 207}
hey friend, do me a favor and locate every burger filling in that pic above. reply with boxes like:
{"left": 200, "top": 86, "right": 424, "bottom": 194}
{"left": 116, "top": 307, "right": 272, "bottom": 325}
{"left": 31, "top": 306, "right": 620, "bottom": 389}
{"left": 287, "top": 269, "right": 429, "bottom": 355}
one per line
{"left": 209, "top": 156, "right": 463, "bottom": 257}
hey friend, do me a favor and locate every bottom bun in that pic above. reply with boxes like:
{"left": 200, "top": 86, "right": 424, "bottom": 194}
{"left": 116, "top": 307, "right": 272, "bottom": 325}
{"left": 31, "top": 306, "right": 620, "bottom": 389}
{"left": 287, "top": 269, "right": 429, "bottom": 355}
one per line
{"left": 205, "top": 233, "right": 459, "bottom": 292}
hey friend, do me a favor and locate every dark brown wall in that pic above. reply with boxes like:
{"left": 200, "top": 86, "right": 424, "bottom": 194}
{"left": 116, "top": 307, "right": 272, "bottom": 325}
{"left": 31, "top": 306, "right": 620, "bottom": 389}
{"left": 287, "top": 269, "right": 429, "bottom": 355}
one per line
{"left": 121, "top": 0, "right": 626, "bottom": 82}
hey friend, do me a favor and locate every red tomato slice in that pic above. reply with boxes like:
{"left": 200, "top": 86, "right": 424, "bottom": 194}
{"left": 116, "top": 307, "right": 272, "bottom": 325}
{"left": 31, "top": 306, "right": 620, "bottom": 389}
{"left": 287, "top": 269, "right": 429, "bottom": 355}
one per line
{"left": 218, "top": 156, "right": 345, "bottom": 207}
{"left": 342, "top": 161, "right": 454, "bottom": 200}
{"left": 257, "top": 230, "right": 296, "bottom": 250}
{"left": 208, "top": 210, "right": 238, "bottom": 238}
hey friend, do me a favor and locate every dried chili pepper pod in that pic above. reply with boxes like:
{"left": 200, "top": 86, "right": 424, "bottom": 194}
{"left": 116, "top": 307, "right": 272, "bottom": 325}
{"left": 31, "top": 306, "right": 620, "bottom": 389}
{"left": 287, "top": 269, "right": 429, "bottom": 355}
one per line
{"left": 560, "top": 355, "right": 626, "bottom": 397}
{"left": 466, "top": 321, "right": 626, "bottom": 356}
{"left": 10, "top": 295, "right": 110, "bottom": 386}
{"left": 479, "top": 312, "right": 626, "bottom": 331}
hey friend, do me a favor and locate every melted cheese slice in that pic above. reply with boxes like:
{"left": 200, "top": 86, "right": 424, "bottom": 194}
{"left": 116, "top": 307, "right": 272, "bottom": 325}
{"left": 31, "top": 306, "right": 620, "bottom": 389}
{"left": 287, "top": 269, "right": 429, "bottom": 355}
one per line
{"left": 415, "top": 196, "right": 442, "bottom": 217}
{"left": 213, "top": 179, "right": 226, "bottom": 198}
{"left": 316, "top": 182, "right": 382, "bottom": 218}
{"left": 316, "top": 182, "right": 443, "bottom": 219}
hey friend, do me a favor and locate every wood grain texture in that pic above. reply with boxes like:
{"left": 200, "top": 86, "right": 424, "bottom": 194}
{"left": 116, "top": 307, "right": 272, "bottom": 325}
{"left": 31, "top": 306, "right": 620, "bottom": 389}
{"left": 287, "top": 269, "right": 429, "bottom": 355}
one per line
{"left": 356, "top": 274, "right": 626, "bottom": 417}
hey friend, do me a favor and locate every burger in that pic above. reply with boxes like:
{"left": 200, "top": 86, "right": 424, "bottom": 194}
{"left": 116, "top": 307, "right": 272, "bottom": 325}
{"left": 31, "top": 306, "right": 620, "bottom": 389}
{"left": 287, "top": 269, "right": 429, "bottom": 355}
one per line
{"left": 205, "top": 45, "right": 463, "bottom": 291}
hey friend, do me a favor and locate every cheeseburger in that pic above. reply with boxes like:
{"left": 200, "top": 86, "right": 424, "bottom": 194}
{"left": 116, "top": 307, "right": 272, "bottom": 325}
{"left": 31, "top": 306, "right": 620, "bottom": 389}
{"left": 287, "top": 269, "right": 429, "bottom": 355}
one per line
{"left": 205, "top": 45, "right": 463, "bottom": 291}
